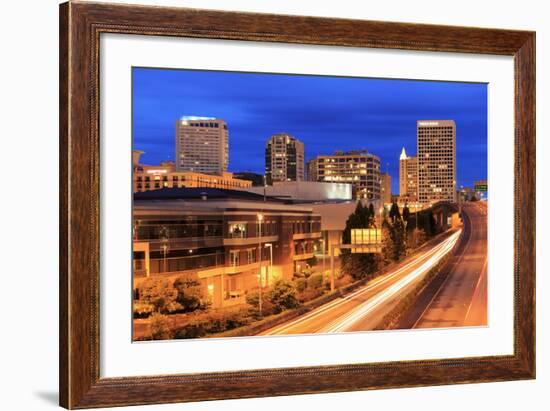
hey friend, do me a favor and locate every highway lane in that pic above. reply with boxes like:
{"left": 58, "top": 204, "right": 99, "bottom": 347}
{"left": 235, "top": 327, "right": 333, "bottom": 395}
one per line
{"left": 413, "top": 202, "right": 488, "bottom": 329}
{"left": 260, "top": 229, "right": 461, "bottom": 336}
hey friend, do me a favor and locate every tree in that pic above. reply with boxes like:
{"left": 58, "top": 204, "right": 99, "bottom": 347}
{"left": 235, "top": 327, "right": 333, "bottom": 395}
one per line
{"left": 368, "top": 203, "right": 376, "bottom": 227}
{"left": 266, "top": 279, "right": 300, "bottom": 313}
{"left": 148, "top": 312, "right": 173, "bottom": 340}
{"left": 173, "top": 276, "right": 208, "bottom": 312}
{"left": 402, "top": 204, "right": 410, "bottom": 225}
{"left": 389, "top": 201, "right": 401, "bottom": 223}
{"left": 341, "top": 200, "right": 380, "bottom": 279}
{"left": 137, "top": 277, "right": 181, "bottom": 314}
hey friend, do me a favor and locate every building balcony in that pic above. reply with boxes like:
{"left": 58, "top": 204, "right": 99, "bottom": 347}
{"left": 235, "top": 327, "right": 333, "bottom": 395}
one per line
{"left": 223, "top": 235, "right": 278, "bottom": 246}
{"left": 292, "top": 232, "right": 322, "bottom": 240}
{"left": 293, "top": 252, "right": 315, "bottom": 261}
{"left": 197, "top": 261, "right": 261, "bottom": 279}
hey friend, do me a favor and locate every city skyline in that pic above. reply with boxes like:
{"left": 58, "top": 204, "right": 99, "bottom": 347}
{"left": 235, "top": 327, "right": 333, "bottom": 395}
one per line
{"left": 133, "top": 67, "right": 487, "bottom": 193}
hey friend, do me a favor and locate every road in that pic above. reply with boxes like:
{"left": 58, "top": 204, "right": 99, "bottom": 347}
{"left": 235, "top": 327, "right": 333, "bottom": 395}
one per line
{"left": 260, "top": 228, "right": 462, "bottom": 336}
{"left": 410, "top": 201, "right": 488, "bottom": 329}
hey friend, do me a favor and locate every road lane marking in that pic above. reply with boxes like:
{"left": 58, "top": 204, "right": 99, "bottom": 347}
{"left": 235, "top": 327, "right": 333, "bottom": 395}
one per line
{"left": 320, "top": 232, "right": 461, "bottom": 333}
{"left": 263, "top": 233, "right": 459, "bottom": 335}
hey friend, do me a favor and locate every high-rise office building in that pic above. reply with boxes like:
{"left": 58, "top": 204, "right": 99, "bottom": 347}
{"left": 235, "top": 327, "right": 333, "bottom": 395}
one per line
{"left": 175, "top": 116, "right": 229, "bottom": 175}
{"left": 380, "top": 173, "right": 392, "bottom": 204}
{"left": 417, "top": 120, "right": 457, "bottom": 204}
{"left": 399, "top": 147, "right": 418, "bottom": 202}
{"left": 265, "top": 133, "right": 305, "bottom": 185}
{"left": 307, "top": 150, "right": 381, "bottom": 200}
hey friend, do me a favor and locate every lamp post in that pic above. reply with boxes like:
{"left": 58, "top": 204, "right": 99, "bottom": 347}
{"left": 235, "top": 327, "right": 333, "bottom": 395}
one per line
{"left": 264, "top": 243, "right": 273, "bottom": 285}
{"left": 257, "top": 213, "right": 264, "bottom": 316}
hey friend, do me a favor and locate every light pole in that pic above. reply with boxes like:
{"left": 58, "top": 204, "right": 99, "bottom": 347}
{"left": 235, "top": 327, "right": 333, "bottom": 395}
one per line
{"left": 257, "top": 213, "right": 263, "bottom": 316}
{"left": 321, "top": 238, "right": 326, "bottom": 279}
{"left": 265, "top": 243, "right": 273, "bottom": 285}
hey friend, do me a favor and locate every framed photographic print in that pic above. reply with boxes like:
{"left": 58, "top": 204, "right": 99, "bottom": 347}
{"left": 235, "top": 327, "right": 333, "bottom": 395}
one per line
{"left": 59, "top": 1, "right": 535, "bottom": 409}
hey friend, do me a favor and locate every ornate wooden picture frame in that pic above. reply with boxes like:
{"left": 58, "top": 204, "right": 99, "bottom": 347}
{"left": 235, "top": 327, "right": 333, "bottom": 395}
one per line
{"left": 59, "top": 1, "right": 535, "bottom": 408}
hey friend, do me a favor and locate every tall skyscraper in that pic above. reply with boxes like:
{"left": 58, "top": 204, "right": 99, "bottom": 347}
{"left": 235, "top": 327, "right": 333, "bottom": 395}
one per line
{"left": 417, "top": 120, "right": 457, "bottom": 204}
{"left": 307, "top": 150, "right": 381, "bottom": 200}
{"left": 265, "top": 133, "right": 305, "bottom": 185}
{"left": 175, "top": 116, "right": 229, "bottom": 175}
{"left": 399, "top": 147, "right": 418, "bottom": 202}
{"left": 380, "top": 172, "right": 392, "bottom": 204}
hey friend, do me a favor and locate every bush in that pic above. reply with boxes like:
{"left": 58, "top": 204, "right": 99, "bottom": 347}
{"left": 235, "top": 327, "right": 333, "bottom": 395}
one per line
{"left": 266, "top": 279, "right": 300, "bottom": 314}
{"left": 297, "top": 287, "right": 324, "bottom": 303}
{"left": 173, "top": 276, "right": 208, "bottom": 312}
{"left": 136, "top": 277, "right": 182, "bottom": 315}
{"left": 334, "top": 274, "right": 353, "bottom": 289}
{"left": 133, "top": 301, "right": 155, "bottom": 318}
{"left": 246, "top": 291, "right": 275, "bottom": 317}
{"left": 295, "top": 277, "right": 307, "bottom": 292}
{"left": 148, "top": 312, "right": 173, "bottom": 340}
{"left": 307, "top": 273, "right": 323, "bottom": 289}
{"left": 174, "top": 308, "right": 253, "bottom": 339}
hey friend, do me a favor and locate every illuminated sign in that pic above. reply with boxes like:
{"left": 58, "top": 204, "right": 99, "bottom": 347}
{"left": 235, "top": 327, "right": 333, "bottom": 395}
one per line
{"left": 351, "top": 228, "right": 382, "bottom": 253}
{"left": 418, "top": 121, "right": 440, "bottom": 126}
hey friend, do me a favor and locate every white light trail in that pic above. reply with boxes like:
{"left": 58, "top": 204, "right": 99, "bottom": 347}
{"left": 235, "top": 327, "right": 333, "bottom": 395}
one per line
{"left": 264, "top": 230, "right": 461, "bottom": 336}
{"left": 320, "top": 230, "right": 461, "bottom": 333}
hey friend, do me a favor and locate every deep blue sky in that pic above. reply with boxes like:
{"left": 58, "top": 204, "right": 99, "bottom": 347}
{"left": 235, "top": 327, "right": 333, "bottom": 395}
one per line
{"left": 133, "top": 67, "right": 487, "bottom": 193}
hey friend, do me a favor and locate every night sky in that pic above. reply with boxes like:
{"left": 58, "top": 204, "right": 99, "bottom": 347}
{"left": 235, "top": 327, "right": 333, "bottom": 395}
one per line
{"left": 133, "top": 67, "right": 487, "bottom": 193}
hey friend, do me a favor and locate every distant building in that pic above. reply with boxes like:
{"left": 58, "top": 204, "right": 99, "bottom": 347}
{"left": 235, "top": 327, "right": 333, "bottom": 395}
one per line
{"left": 175, "top": 116, "right": 229, "bottom": 175}
{"left": 417, "top": 120, "right": 457, "bottom": 204}
{"left": 265, "top": 133, "right": 305, "bottom": 185}
{"left": 245, "top": 181, "right": 353, "bottom": 202}
{"left": 307, "top": 150, "right": 381, "bottom": 200}
{"left": 133, "top": 151, "right": 251, "bottom": 192}
{"left": 133, "top": 188, "right": 321, "bottom": 308}
{"left": 380, "top": 173, "right": 392, "bottom": 204}
{"left": 232, "top": 172, "right": 265, "bottom": 187}
{"left": 399, "top": 147, "right": 418, "bottom": 202}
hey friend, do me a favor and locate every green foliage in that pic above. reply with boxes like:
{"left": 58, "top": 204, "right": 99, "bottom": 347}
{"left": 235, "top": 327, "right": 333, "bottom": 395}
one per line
{"left": 402, "top": 205, "right": 410, "bottom": 223}
{"left": 341, "top": 200, "right": 380, "bottom": 279}
{"left": 295, "top": 277, "right": 307, "bottom": 292}
{"left": 389, "top": 201, "right": 401, "bottom": 222}
{"left": 173, "top": 276, "right": 208, "bottom": 312}
{"left": 133, "top": 301, "right": 155, "bottom": 318}
{"left": 137, "top": 277, "right": 182, "bottom": 314}
{"left": 266, "top": 279, "right": 300, "bottom": 314}
{"left": 306, "top": 255, "right": 318, "bottom": 267}
{"left": 174, "top": 308, "right": 252, "bottom": 339}
{"left": 148, "top": 312, "right": 173, "bottom": 340}
{"left": 382, "top": 218, "right": 407, "bottom": 262}
{"left": 307, "top": 273, "right": 324, "bottom": 289}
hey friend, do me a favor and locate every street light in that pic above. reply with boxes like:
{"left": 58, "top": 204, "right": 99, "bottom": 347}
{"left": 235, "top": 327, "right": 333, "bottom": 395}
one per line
{"left": 257, "top": 213, "right": 264, "bottom": 316}
{"left": 264, "top": 243, "right": 273, "bottom": 285}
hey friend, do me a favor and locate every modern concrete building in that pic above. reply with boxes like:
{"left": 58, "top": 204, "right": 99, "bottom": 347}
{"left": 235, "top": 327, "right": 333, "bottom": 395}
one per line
{"left": 307, "top": 150, "right": 381, "bottom": 200}
{"left": 417, "top": 120, "right": 457, "bottom": 204}
{"left": 380, "top": 173, "right": 392, "bottom": 204}
{"left": 133, "top": 152, "right": 251, "bottom": 193}
{"left": 175, "top": 116, "right": 229, "bottom": 175}
{"left": 132, "top": 188, "right": 321, "bottom": 308}
{"left": 265, "top": 133, "right": 305, "bottom": 185}
{"left": 245, "top": 181, "right": 353, "bottom": 202}
{"left": 399, "top": 147, "right": 418, "bottom": 202}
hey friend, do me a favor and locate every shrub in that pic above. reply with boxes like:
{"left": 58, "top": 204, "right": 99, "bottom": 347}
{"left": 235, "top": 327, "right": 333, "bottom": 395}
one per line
{"left": 173, "top": 276, "right": 208, "bottom": 312}
{"left": 246, "top": 291, "right": 275, "bottom": 317}
{"left": 174, "top": 308, "right": 253, "bottom": 339}
{"left": 266, "top": 279, "right": 300, "bottom": 314}
{"left": 148, "top": 312, "right": 173, "bottom": 340}
{"left": 334, "top": 274, "right": 353, "bottom": 289}
{"left": 136, "top": 277, "right": 181, "bottom": 314}
{"left": 133, "top": 300, "right": 155, "bottom": 318}
{"left": 297, "top": 287, "right": 324, "bottom": 303}
{"left": 295, "top": 277, "right": 307, "bottom": 292}
{"left": 307, "top": 273, "right": 324, "bottom": 289}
